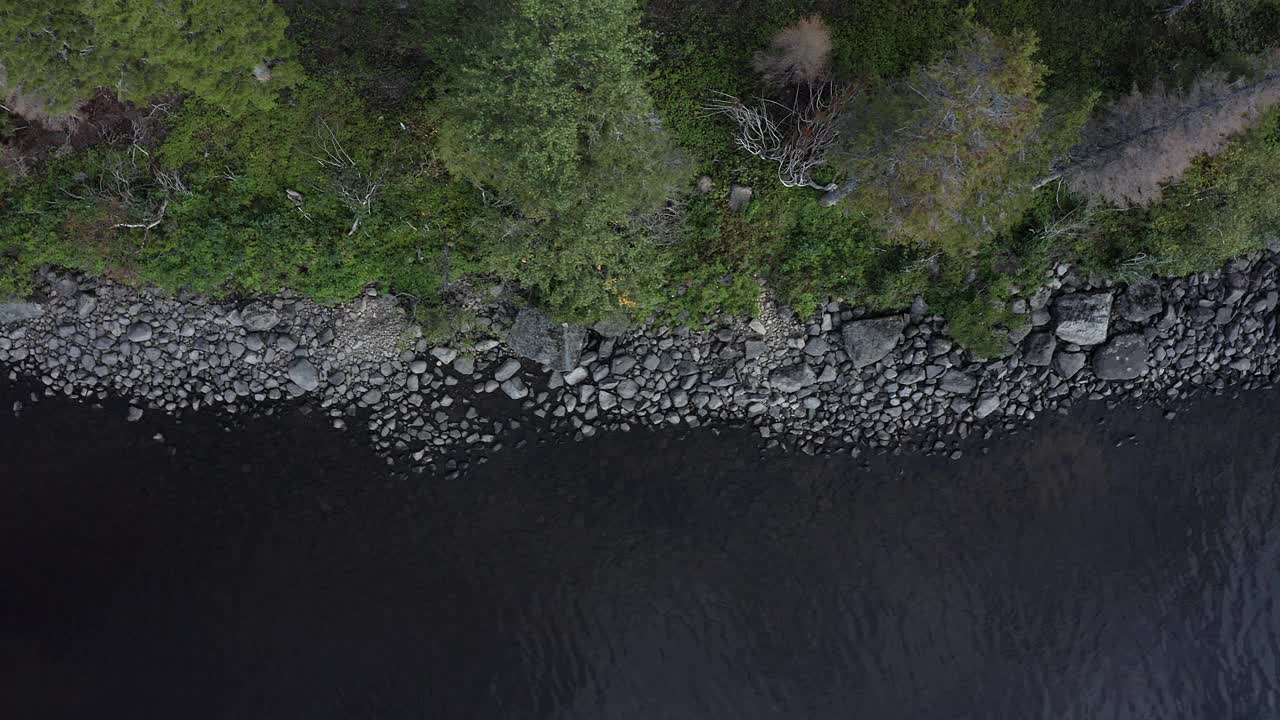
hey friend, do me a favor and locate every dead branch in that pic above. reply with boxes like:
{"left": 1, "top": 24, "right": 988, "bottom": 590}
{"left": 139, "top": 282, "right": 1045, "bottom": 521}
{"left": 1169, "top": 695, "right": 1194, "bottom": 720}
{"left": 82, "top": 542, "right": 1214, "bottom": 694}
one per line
{"left": 112, "top": 199, "right": 167, "bottom": 230}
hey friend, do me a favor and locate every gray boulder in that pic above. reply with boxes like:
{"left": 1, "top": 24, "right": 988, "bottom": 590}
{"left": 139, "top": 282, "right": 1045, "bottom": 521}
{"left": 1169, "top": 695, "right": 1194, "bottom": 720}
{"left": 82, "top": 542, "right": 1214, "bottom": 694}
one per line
{"left": 1054, "top": 351, "right": 1086, "bottom": 379}
{"left": 126, "top": 322, "right": 153, "bottom": 343}
{"left": 494, "top": 358, "right": 521, "bottom": 382}
{"left": 1053, "top": 292, "right": 1113, "bottom": 346}
{"left": 287, "top": 359, "right": 320, "bottom": 391}
{"left": 974, "top": 393, "right": 1001, "bottom": 419}
{"left": 241, "top": 302, "right": 282, "bottom": 332}
{"left": 769, "top": 363, "right": 816, "bottom": 393}
{"left": 1093, "top": 333, "right": 1148, "bottom": 381}
{"left": 1118, "top": 282, "right": 1163, "bottom": 323}
{"left": 841, "top": 314, "right": 907, "bottom": 369}
{"left": 1022, "top": 332, "right": 1057, "bottom": 367}
{"left": 503, "top": 307, "right": 587, "bottom": 372}
{"left": 0, "top": 301, "right": 43, "bottom": 325}
{"left": 938, "top": 370, "right": 977, "bottom": 395}
{"left": 728, "top": 184, "right": 753, "bottom": 212}
{"left": 500, "top": 377, "right": 529, "bottom": 400}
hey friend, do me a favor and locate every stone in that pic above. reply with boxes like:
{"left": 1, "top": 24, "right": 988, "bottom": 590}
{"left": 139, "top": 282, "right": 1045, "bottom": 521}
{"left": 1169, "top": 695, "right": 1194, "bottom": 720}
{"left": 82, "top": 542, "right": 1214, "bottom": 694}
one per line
{"left": 769, "top": 363, "right": 816, "bottom": 393}
{"left": 1118, "top": 281, "right": 1162, "bottom": 323}
{"left": 361, "top": 388, "right": 383, "bottom": 404}
{"left": 287, "top": 359, "right": 320, "bottom": 391}
{"left": 563, "top": 366, "right": 590, "bottom": 385}
{"left": 802, "top": 336, "right": 831, "bottom": 357}
{"left": 841, "top": 314, "right": 907, "bottom": 369}
{"left": 744, "top": 340, "right": 766, "bottom": 359}
{"left": 126, "top": 322, "right": 153, "bottom": 343}
{"left": 1053, "top": 292, "right": 1113, "bottom": 346}
{"left": 500, "top": 377, "right": 529, "bottom": 400}
{"left": 494, "top": 359, "right": 522, "bottom": 382}
{"left": 503, "top": 307, "right": 587, "bottom": 371}
{"left": 452, "top": 356, "right": 475, "bottom": 375}
{"left": 431, "top": 346, "right": 458, "bottom": 364}
{"left": 1054, "top": 351, "right": 1086, "bottom": 380}
{"left": 0, "top": 302, "right": 42, "bottom": 325}
{"left": 696, "top": 175, "right": 713, "bottom": 194}
{"left": 126, "top": 406, "right": 144, "bottom": 422}
{"left": 728, "top": 184, "right": 753, "bottom": 212}
{"left": 974, "top": 394, "right": 1001, "bottom": 419}
{"left": 610, "top": 355, "right": 637, "bottom": 375}
{"left": 76, "top": 294, "right": 97, "bottom": 318}
{"left": 616, "top": 379, "right": 640, "bottom": 399}
{"left": 1092, "top": 333, "right": 1148, "bottom": 381}
{"left": 410, "top": 359, "right": 429, "bottom": 373}
{"left": 241, "top": 302, "right": 282, "bottom": 332}
{"left": 938, "top": 370, "right": 977, "bottom": 395}
{"left": 1023, "top": 332, "right": 1056, "bottom": 367}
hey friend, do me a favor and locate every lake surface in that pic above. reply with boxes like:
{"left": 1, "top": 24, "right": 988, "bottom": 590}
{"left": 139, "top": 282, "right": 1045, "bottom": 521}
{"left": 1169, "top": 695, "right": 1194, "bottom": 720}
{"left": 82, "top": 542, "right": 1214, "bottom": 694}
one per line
{"left": 4, "top": 375, "right": 1280, "bottom": 719}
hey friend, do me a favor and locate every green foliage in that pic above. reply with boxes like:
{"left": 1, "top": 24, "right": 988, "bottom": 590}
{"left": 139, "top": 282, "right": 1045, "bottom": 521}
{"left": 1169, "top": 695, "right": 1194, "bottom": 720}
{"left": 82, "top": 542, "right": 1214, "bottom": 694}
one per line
{"left": 432, "top": 0, "right": 684, "bottom": 216}
{"left": 833, "top": 25, "right": 1057, "bottom": 253}
{"left": 0, "top": 0, "right": 300, "bottom": 115}
{"left": 1078, "top": 107, "right": 1280, "bottom": 278}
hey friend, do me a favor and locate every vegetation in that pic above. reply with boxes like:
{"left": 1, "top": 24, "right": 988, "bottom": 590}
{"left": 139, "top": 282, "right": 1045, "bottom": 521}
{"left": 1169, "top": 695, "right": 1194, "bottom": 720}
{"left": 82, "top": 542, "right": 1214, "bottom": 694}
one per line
{"left": 1, "top": 0, "right": 1279, "bottom": 350}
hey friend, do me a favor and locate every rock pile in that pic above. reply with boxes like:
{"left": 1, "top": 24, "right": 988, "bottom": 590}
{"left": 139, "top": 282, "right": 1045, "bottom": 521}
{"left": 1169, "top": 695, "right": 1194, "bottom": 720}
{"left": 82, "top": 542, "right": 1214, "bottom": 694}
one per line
{"left": 5, "top": 249, "right": 1280, "bottom": 469}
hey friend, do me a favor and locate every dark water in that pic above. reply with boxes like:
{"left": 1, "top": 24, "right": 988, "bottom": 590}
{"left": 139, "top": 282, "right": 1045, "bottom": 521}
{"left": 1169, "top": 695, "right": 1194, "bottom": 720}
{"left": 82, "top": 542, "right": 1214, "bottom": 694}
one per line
{"left": 4, "top": 376, "right": 1280, "bottom": 720}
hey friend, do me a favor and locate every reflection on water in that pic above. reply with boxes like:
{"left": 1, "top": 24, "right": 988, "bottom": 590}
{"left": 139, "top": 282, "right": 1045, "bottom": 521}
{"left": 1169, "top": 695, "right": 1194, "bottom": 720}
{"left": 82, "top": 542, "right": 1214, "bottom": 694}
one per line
{"left": 4, "top": 379, "right": 1280, "bottom": 719}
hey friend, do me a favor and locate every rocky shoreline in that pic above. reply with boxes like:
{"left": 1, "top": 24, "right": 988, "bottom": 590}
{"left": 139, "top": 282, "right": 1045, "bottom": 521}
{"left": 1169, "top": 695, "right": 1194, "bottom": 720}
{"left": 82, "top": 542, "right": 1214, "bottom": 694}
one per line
{"left": 4, "top": 250, "right": 1280, "bottom": 473}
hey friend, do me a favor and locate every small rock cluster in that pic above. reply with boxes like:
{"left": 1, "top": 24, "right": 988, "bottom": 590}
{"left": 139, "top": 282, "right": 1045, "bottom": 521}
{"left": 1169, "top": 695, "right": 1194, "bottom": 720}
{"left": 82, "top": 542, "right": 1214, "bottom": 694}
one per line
{"left": 5, "top": 249, "right": 1280, "bottom": 469}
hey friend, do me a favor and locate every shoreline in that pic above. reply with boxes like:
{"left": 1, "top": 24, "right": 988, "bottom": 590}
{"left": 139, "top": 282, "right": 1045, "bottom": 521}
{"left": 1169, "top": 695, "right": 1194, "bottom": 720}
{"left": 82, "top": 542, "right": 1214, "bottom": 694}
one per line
{"left": 3, "top": 251, "right": 1280, "bottom": 471}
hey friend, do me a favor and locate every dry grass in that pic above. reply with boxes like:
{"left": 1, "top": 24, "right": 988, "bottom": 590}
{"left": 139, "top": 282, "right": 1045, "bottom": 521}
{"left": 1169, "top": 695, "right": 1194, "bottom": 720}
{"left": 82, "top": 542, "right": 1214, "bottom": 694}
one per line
{"left": 752, "top": 16, "right": 833, "bottom": 89}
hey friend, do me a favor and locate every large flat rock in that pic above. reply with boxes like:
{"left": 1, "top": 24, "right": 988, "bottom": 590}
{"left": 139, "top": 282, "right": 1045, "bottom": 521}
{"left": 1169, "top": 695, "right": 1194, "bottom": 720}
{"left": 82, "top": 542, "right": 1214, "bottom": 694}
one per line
{"left": 503, "top": 307, "right": 586, "bottom": 372}
{"left": 841, "top": 314, "right": 907, "bottom": 369}
{"left": 1093, "top": 333, "right": 1148, "bottom": 381}
{"left": 1054, "top": 292, "right": 1113, "bottom": 346}
{"left": 0, "top": 301, "right": 43, "bottom": 325}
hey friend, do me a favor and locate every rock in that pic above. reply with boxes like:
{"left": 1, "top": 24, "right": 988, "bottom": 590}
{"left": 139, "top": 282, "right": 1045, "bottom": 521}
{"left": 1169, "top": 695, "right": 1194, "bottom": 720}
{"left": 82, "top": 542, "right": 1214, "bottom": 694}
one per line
{"left": 769, "top": 363, "right": 816, "bottom": 393}
{"left": 500, "top": 377, "right": 529, "bottom": 400}
{"left": 974, "top": 394, "right": 1001, "bottom": 419}
{"left": 564, "top": 366, "right": 590, "bottom": 385}
{"left": 598, "top": 390, "right": 618, "bottom": 410}
{"left": 126, "top": 322, "right": 153, "bottom": 343}
{"left": 287, "top": 359, "right": 320, "bottom": 391}
{"left": 241, "top": 302, "right": 282, "bottom": 332}
{"left": 503, "top": 307, "right": 586, "bottom": 371}
{"left": 431, "top": 346, "right": 458, "bottom": 364}
{"left": 1023, "top": 331, "right": 1056, "bottom": 367}
{"left": 696, "top": 175, "right": 713, "bottom": 194}
{"left": 728, "top": 184, "right": 753, "bottom": 212}
{"left": 1053, "top": 292, "right": 1113, "bottom": 346}
{"left": 0, "top": 301, "right": 42, "bottom": 325}
{"left": 1118, "top": 281, "right": 1162, "bottom": 323}
{"left": 1054, "top": 351, "right": 1086, "bottom": 379}
{"left": 616, "top": 379, "right": 640, "bottom": 399}
{"left": 452, "top": 356, "right": 475, "bottom": 375}
{"left": 126, "top": 406, "right": 144, "bottom": 422}
{"left": 75, "top": 294, "right": 97, "bottom": 318}
{"left": 841, "top": 314, "right": 907, "bottom": 369}
{"left": 494, "top": 359, "right": 521, "bottom": 382}
{"left": 744, "top": 340, "right": 766, "bottom": 359}
{"left": 1092, "top": 333, "right": 1148, "bottom": 381}
{"left": 610, "top": 355, "right": 637, "bottom": 375}
{"left": 410, "top": 359, "right": 429, "bottom": 373}
{"left": 803, "top": 336, "right": 831, "bottom": 357}
{"left": 361, "top": 388, "right": 383, "bottom": 404}
{"left": 592, "top": 315, "right": 631, "bottom": 338}
{"left": 938, "top": 370, "right": 977, "bottom": 395}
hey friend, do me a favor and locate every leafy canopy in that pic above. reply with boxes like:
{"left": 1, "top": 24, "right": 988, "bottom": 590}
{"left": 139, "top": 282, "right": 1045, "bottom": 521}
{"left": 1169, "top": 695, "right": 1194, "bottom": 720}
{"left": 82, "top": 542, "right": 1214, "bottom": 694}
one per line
{"left": 0, "top": 0, "right": 299, "bottom": 115}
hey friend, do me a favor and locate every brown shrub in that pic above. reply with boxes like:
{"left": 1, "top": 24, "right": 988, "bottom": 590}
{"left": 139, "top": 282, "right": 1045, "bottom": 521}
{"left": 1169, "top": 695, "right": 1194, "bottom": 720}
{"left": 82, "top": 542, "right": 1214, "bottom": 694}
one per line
{"left": 752, "top": 16, "right": 833, "bottom": 88}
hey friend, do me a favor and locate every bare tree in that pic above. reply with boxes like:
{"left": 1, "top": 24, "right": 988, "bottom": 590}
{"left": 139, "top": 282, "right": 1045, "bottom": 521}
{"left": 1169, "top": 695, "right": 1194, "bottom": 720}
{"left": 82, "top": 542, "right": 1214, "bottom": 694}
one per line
{"left": 1056, "top": 50, "right": 1280, "bottom": 206}
{"left": 312, "top": 119, "right": 385, "bottom": 236}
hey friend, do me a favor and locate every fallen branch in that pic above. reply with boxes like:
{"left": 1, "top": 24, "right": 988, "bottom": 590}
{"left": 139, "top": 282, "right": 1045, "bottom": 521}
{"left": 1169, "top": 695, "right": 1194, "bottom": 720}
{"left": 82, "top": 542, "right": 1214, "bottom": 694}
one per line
{"left": 112, "top": 199, "right": 167, "bottom": 230}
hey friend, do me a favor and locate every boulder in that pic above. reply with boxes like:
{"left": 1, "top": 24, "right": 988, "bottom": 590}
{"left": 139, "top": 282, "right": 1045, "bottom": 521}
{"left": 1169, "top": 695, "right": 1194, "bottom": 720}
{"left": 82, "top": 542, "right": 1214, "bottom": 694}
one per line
{"left": 0, "top": 301, "right": 43, "bottom": 325}
{"left": 1022, "top": 331, "right": 1056, "bottom": 367}
{"left": 126, "top": 322, "right": 153, "bottom": 343}
{"left": 241, "top": 302, "right": 282, "bottom": 332}
{"left": 841, "top": 314, "right": 907, "bottom": 369}
{"left": 494, "top": 359, "right": 521, "bottom": 382}
{"left": 1054, "top": 351, "right": 1086, "bottom": 380}
{"left": 1118, "top": 281, "right": 1163, "bottom": 323}
{"left": 1053, "top": 292, "right": 1113, "bottom": 346}
{"left": 1092, "top": 333, "right": 1148, "bottom": 381}
{"left": 503, "top": 307, "right": 586, "bottom": 372}
{"left": 769, "top": 363, "right": 816, "bottom": 393}
{"left": 938, "top": 370, "right": 977, "bottom": 395}
{"left": 728, "top": 184, "right": 753, "bottom": 212}
{"left": 974, "top": 394, "right": 1001, "bottom": 419}
{"left": 287, "top": 359, "right": 320, "bottom": 391}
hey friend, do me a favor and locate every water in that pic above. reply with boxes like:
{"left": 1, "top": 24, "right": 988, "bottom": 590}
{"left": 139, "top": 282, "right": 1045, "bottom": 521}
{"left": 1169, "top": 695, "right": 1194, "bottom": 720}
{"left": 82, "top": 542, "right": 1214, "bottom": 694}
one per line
{"left": 5, "top": 376, "right": 1280, "bottom": 719}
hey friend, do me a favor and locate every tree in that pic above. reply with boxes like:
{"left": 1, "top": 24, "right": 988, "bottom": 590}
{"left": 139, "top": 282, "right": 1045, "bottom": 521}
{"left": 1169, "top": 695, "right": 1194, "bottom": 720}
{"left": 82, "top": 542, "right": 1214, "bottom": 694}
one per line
{"left": 1056, "top": 51, "right": 1280, "bottom": 206}
{"left": 824, "top": 25, "right": 1057, "bottom": 253}
{"left": 431, "top": 0, "right": 684, "bottom": 217}
{"left": 0, "top": 0, "right": 299, "bottom": 117}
